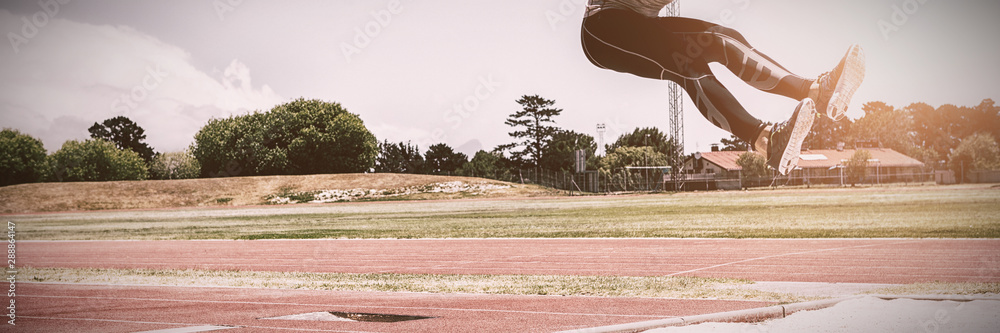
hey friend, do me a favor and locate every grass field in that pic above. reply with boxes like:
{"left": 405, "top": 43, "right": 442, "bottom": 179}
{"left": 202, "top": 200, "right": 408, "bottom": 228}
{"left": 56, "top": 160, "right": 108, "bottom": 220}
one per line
{"left": 19, "top": 267, "right": 1000, "bottom": 302}
{"left": 18, "top": 267, "right": 802, "bottom": 302}
{"left": 9, "top": 184, "right": 999, "bottom": 240}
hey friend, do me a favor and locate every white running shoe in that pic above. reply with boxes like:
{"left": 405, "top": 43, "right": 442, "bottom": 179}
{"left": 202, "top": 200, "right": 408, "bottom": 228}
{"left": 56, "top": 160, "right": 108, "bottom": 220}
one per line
{"left": 815, "top": 45, "right": 866, "bottom": 121}
{"left": 767, "top": 98, "right": 818, "bottom": 176}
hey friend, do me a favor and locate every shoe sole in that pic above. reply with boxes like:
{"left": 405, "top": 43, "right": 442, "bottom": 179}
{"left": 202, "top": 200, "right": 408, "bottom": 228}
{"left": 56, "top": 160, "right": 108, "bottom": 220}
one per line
{"left": 827, "top": 45, "right": 866, "bottom": 121}
{"left": 777, "top": 98, "right": 817, "bottom": 176}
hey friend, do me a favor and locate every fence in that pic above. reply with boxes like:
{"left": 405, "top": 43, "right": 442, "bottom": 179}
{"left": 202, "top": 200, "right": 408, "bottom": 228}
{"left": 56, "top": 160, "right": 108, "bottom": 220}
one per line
{"left": 971, "top": 170, "right": 1000, "bottom": 183}
{"left": 488, "top": 168, "right": 937, "bottom": 193}
{"left": 936, "top": 170, "right": 1000, "bottom": 184}
{"left": 487, "top": 168, "right": 681, "bottom": 193}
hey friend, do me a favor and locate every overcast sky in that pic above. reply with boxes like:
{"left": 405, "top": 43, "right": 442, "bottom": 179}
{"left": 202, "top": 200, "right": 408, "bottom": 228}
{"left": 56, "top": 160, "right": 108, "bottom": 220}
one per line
{"left": 2, "top": 0, "right": 998, "bottom": 157}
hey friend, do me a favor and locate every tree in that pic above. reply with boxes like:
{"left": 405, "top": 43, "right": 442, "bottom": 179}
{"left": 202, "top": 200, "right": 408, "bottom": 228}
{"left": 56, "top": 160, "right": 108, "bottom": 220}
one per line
{"left": 540, "top": 129, "right": 596, "bottom": 172}
{"left": 498, "top": 95, "right": 562, "bottom": 167}
{"left": 458, "top": 150, "right": 511, "bottom": 179}
{"left": 804, "top": 116, "right": 852, "bottom": 150}
{"left": 150, "top": 151, "right": 201, "bottom": 180}
{"left": 376, "top": 141, "right": 425, "bottom": 174}
{"left": 47, "top": 139, "right": 149, "bottom": 182}
{"left": 845, "top": 149, "right": 872, "bottom": 186}
{"left": 89, "top": 116, "right": 157, "bottom": 164}
{"left": 424, "top": 143, "right": 468, "bottom": 175}
{"left": 971, "top": 99, "right": 1000, "bottom": 142}
{"left": 911, "top": 102, "right": 974, "bottom": 161}
{"left": 598, "top": 146, "right": 668, "bottom": 171}
{"left": 606, "top": 127, "right": 682, "bottom": 179}
{"left": 850, "top": 101, "right": 916, "bottom": 153}
{"left": 720, "top": 134, "right": 749, "bottom": 151}
{"left": 598, "top": 146, "right": 668, "bottom": 190}
{"left": 191, "top": 98, "right": 378, "bottom": 177}
{"left": 607, "top": 127, "right": 677, "bottom": 155}
{"left": 735, "top": 151, "right": 769, "bottom": 184}
{"left": 949, "top": 133, "right": 1000, "bottom": 181}
{"left": 278, "top": 99, "right": 378, "bottom": 175}
{"left": 0, "top": 129, "right": 48, "bottom": 186}
{"left": 192, "top": 111, "right": 287, "bottom": 177}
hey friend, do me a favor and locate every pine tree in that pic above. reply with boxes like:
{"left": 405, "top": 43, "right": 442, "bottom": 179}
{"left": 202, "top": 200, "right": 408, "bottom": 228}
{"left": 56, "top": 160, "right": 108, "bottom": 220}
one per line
{"left": 497, "top": 95, "right": 562, "bottom": 167}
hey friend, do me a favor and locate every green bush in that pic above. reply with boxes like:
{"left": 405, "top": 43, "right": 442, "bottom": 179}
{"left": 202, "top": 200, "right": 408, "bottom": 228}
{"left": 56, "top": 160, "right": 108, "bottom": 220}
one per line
{"left": 48, "top": 139, "right": 149, "bottom": 182}
{"left": 845, "top": 149, "right": 872, "bottom": 186}
{"left": 192, "top": 98, "right": 377, "bottom": 177}
{"left": 425, "top": 143, "right": 469, "bottom": 175}
{"left": 736, "top": 152, "right": 769, "bottom": 180}
{"left": 950, "top": 133, "right": 1000, "bottom": 179}
{"left": 376, "top": 140, "right": 425, "bottom": 174}
{"left": 598, "top": 146, "right": 667, "bottom": 172}
{"left": 0, "top": 129, "right": 48, "bottom": 186}
{"left": 458, "top": 150, "right": 512, "bottom": 179}
{"left": 150, "top": 151, "right": 201, "bottom": 180}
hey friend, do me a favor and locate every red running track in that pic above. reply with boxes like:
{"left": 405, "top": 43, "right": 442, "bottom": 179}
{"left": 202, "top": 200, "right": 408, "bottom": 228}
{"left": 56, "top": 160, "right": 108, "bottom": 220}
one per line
{"left": 19, "top": 238, "right": 1000, "bottom": 284}
{"left": 17, "top": 283, "right": 770, "bottom": 332}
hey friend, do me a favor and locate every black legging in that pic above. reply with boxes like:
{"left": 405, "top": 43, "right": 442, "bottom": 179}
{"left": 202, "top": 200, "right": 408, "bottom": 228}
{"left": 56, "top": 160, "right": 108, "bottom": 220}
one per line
{"left": 582, "top": 9, "right": 814, "bottom": 144}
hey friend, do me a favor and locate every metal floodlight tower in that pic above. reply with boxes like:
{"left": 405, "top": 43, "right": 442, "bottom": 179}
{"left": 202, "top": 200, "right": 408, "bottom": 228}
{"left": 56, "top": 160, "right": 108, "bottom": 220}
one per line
{"left": 664, "top": 1, "right": 683, "bottom": 153}
{"left": 665, "top": 1, "right": 685, "bottom": 188}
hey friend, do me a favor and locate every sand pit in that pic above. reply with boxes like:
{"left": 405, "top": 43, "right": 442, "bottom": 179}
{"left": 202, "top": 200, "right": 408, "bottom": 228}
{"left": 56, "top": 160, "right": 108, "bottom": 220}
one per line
{"left": 649, "top": 296, "right": 1000, "bottom": 333}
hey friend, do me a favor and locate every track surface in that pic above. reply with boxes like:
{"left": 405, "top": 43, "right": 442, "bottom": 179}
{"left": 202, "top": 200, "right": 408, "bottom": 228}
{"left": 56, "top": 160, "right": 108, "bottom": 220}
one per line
{"left": 21, "top": 239, "right": 1000, "bottom": 283}
{"left": 17, "top": 283, "right": 768, "bottom": 332}
{"left": 13, "top": 238, "right": 1000, "bottom": 332}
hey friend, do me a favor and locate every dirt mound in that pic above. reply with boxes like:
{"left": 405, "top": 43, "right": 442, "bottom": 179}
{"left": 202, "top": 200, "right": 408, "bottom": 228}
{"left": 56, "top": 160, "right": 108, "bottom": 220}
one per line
{"left": 0, "top": 174, "right": 558, "bottom": 214}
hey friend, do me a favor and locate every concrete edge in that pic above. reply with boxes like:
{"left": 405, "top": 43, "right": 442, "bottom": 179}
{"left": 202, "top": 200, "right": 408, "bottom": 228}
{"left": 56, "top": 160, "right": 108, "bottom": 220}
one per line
{"left": 555, "top": 297, "right": 859, "bottom": 333}
{"left": 558, "top": 294, "right": 1000, "bottom": 333}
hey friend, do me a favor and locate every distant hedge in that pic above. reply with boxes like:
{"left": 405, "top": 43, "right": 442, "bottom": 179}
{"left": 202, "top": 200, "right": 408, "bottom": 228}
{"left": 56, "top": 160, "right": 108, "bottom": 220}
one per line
{"left": 47, "top": 139, "right": 149, "bottom": 182}
{"left": 0, "top": 129, "right": 48, "bottom": 186}
{"left": 191, "top": 98, "right": 378, "bottom": 177}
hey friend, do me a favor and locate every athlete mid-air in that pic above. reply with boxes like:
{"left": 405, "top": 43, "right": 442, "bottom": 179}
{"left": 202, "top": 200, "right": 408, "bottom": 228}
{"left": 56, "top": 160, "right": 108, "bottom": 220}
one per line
{"left": 581, "top": 0, "right": 865, "bottom": 175}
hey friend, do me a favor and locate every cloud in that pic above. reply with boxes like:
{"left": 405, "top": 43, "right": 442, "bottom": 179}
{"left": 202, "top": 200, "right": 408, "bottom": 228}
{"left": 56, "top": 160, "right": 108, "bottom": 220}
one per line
{"left": 0, "top": 9, "right": 285, "bottom": 153}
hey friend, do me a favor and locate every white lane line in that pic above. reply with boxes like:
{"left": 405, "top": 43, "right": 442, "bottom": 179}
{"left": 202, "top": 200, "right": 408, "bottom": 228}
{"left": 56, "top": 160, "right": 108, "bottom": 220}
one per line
{"left": 667, "top": 240, "right": 922, "bottom": 277}
{"left": 135, "top": 325, "right": 237, "bottom": 333}
{"left": 19, "top": 316, "right": 202, "bottom": 327}
{"left": 20, "top": 316, "right": 373, "bottom": 333}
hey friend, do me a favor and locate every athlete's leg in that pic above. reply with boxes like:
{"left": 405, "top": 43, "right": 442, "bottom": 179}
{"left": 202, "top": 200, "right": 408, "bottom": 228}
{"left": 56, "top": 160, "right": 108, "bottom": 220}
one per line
{"left": 682, "top": 71, "right": 769, "bottom": 147}
{"left": 582, "top": 10, "right": 768, "bottom": 145}
{"left": 665, "top": 17, "right": 813, "bottom": 101}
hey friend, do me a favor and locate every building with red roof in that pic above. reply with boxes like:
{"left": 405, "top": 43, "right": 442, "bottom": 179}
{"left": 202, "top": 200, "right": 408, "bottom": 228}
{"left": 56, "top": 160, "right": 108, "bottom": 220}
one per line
{"left": 682, "top": 148, "right": 928, "bottom": 188}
